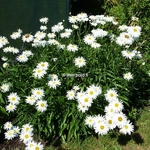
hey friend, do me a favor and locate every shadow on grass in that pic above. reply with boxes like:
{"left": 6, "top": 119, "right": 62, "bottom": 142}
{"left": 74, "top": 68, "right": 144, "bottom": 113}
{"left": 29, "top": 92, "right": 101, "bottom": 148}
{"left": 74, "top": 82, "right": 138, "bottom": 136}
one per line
{"left": 117, "top": 132, "right": 144, "bottom": 146}
{"left": 45, "top": 136, "right": 66, "bottom": 150}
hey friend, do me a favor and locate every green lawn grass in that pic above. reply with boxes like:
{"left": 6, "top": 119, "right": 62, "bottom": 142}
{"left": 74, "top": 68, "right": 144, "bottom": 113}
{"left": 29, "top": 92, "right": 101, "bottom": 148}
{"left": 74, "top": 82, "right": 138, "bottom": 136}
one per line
{"left": 45, "top": 105, "right": 150, "bottom": 150}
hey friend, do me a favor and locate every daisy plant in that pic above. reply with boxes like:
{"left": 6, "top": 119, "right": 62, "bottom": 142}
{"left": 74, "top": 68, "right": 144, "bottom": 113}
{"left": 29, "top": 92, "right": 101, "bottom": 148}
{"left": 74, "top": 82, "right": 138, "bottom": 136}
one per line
{"left": 0, "top": 12, "right": 149, "bottom": 147}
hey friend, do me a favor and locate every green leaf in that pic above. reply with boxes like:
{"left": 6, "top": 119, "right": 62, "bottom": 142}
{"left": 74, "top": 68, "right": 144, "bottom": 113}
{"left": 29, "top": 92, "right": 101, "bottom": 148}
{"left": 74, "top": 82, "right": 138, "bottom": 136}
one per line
{"left": 0, "top": 106, "right": 9, "bottom": 116}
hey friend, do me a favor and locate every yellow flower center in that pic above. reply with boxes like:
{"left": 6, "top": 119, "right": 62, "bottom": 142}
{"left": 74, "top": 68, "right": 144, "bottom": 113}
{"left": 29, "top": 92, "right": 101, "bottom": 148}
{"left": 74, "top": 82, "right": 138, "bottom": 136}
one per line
{"left": 110, "top": 109, "right": 114, "bottom": 112}
{"left": 115, "top": 103, "right": 119, "bottom": 107}
{"left": 127, "top": 51, "right": 130, "bottom": 54}
{"left": 133, "top": 28, "right": 137, "bottom": 32}
{"left": 89, "top": 119, "right": 92, "bottom": 122}
{"left": 12, "top": 97, "right": 16, "bottom": 101}
{"left": 25, "top": 34, "right": 30, "bottom": 38}
{"left": 125, "top": 125, "right": 128, "bottom": 129}
{"left": 26, "top": 127, "right": 30, "bottom": 131}
{"left": 30, "top": 97, "right": 33, "bottom": 101}
{"left": 35, "top": 147, "right": 40, "bottom": 150}
{"left": 40, "top": 103, "right": 45, "bottom": 107}
{"left": 78, "top": 59, "right": 82, "bottom": 63}
{"left": 37, "top": 70, "right": 41, "bottom": 73}
{"left": 37, "top": 91, "right": 41, "bottom": 95}
{"left": 30, "top": 144, "right": 34, "bottom": 147}
{"left": 52, "top": 81, "right": 56, "bottom": 85}
{"left": 89, "top": 91, "right": 94, "bottom": 95}
{"left": 84, "top": 98, "right": 89, "bottom": 102}
{"left": 88, "top": 37, "right": 92, "bottom": 40}
{"left": 100, "top": 125, "right": 104, "bottom": 130}
{"left": 25, "top": 134, "right": 29, "bottom": 139}
{"left": 110, "top": 93, "right": 114, "bottom": 97}
{"left": 125, "top": 35, "right": 129, "bottom": 38}
{"left": 118, "top": 117, "right": 123, "bottom": 122}
{"left": 108, "top": 120, "right": 112, "bottom": 124}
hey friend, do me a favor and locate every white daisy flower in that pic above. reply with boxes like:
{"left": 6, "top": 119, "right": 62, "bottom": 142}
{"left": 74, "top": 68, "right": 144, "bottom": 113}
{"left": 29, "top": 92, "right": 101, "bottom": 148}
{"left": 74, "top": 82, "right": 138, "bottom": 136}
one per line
{"left": 5, "top": 129, "right": 15, "bottom": 140}
{"left": 69, "top": 15, "right": 77, "bottom": 24}
{"left": 47, "top": 33, "right": 56, "bottom": 39}
{"left": 34, "top": 31, "right": 46, "bottom": 40}
{"left": 22, "top": 124, "right": 33, "bottom": 133}
{"left": 74, "top": 56, "right": 86, "bottom": 68}
{"left": 78, "top": 94, "right": 93, "bottom": 107}
{"left": 0, "top": 36, "right": 9, "bottom": 46}
{"left": 22, "top": 34, "right": 34, "bottom": 43}
{"left": 25, "top": 140, "right": 36, "bottom": 149}
{"left": 122, "top": 50, "right": 135, "bottom": 59}
{"left": 60, "top": 32, "right": 71, "bottom": 38}
{"left": 72, "top": 24, "right": 79, "bottom": 29}
{"left": 33, "top": 68, "right": 47, "bottom": 79}
{"left": 86, "top": 85, "right": 99, "bottom": 99}
{"left": 85, "top": 115, "right": 95, "bottom": 128}
{"left": 67, "top": 44, "right": 78, "bottom": 52}
{"left": 39, "top": 17, "right": 49, "bottom": 24}
{"left": 91, "top": 29, "right": 108, "bottom": 38}
{"left": 32, "top": 142, "right": 44, "bottom": 150}
{"left": 47, "top": 79, "right": 61, "bottom": 89}
{"left": 0, "top": 83, "right": 10, "bottom": 93}
{"left": 13, "top": 48, "right": 20, "bottom": 54}
{"left": 48, "top": 39, "right": 59, "bottom": 45}
{"left": 51, "top": 22, "right": 64, "bottom": 33}
{"left": 13, "top": 126, "right": 20, "bottom": 136}
{"left": 40, "top": 25, "right": 47, "bottom": 31}
{"left": 127, "top": 26, "right": 141, "bottom": 38}
{"left": 120, "top": 32, "right": 134, "bottom": 45}
{"left": 31, "top": 88, "right": 45, "bottom": 100}
{"left": 1, "top": 56, "right": 8, "bottom": 61}
{"left": 3, "top": 62, "right": 9, "bottom": 68}
{"left": 93, "top": 115, "right": 105, "bottom": 125}
{"left": 76, "top": 91, "right": 85, "bottom": 100}
{"left": 109, "top": 99, "right": 123, "bottom": 112}
{"left": 91, "top": 42, "right": 101, "bottom": 48}
{"left": 94, "top": 121, "right": 109, "bottom": 135}
{"left": 37, "top": 62, "right": 49, "bottom": 71}
{"left": 7, "top": 92, "right": 20, "bottom": 105}
{"left": 76, "top": 13, "right": 88, "bottom": 22}
{"left": 105, "top": 89, "right": 118, "bottom": 102}
{"left": 105, "top": 105, "right": 116, "bottom": 115}
{"left": 48, "top": 74, "right": 58, "bottom": 80}
{"left": 118, "top": 25, "right": 128, "bottom": 31}
{"left": 73, "top": 86, "right": 80, "bottom": 91}
{"left": 66, "top": 90, "right": 76, "bottom": 100}
{"left": 22, "top": 50, "right": 33, "bottom": 57}
{"left": 36, "top": 100, "right": 48, "bottom": 112}
{"left": 4, "top": 122, "right": 13, "bottom": 130}
{"left": 104, "top": 16, "right": 114, "bottom": 22}
{"left": 119, "top": 121, "right": 134, "bottom": 135}
{"left": 84, "top": 34, "right": 96, "bottom": 45}
{"left": 25, "top": 95, "right": 36, "bottom": 105}
{"left": 20, "top": 131, "right": 33, "bottom": 144}
{"left": 17, "top": 54, "right": 28, "bottom": 62}
{"left": 105, "top": 115, "right": 116, "bottom": 130}
{"left": 77, "top": 103, "right": 89, "bottom": 113}
{"left": 10, "top": 31, "right": 21, "bottom": 39}
{"left": 123, "top": 72, "right": 133, "bottom": 80}
{"left": 115, "top": 112, "right": 127, "bottom": 128}
{"left": 6, "top": 103, "right": 17, "bottom": 113}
